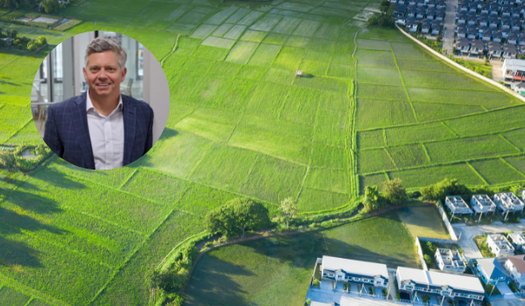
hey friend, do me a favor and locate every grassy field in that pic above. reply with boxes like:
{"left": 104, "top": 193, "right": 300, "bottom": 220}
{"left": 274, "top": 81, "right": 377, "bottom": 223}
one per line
{"left": 396, "top": 205, "right": 449, "bottom": 239}
{"left": 184, "top": 213, "right": 418, "bottom": 306}
{"left": 1, "top": 0, "right": 525, "bottom": 305}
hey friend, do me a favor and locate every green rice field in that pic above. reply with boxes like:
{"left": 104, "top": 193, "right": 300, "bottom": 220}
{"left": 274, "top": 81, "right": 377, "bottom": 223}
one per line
{"left": 1, "top": 0, "right": 525, "bottom": 305}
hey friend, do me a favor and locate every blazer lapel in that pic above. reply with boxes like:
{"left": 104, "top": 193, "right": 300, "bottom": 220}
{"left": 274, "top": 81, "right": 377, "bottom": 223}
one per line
{"left": 72, "top": 93, "right": 95, "bottom": 169}
{"left": 122, "top": 95, "right": 136, "bottom": 166}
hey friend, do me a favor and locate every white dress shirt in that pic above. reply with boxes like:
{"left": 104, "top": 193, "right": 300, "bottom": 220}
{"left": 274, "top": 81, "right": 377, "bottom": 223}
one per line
{"left": 86, "top": 91, "right": 125, "bottom": 170}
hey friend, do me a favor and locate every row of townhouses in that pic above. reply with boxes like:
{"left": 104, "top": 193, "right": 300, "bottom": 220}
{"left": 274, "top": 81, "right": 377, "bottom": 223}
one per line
{"left": 317, "top": 256, "right": 485, "bottom": 306}
{"left": 444, "top": 192, "right": 525, "bottom": 220}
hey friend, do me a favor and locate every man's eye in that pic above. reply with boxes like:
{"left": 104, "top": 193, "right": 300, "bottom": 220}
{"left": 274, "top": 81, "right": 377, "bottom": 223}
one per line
{"left": 90, "top": 68, "right": 99, "bottom": 72}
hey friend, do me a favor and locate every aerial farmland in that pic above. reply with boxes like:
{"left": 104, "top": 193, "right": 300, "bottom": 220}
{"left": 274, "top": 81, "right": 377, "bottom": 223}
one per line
{"left": 0, "top": 0, "right": 524, "bottom": 305}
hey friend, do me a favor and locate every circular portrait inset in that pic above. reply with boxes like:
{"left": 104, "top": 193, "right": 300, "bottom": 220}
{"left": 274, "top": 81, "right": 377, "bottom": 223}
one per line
{"left": 31, "top": 31, "right": 169, "bottom": 170}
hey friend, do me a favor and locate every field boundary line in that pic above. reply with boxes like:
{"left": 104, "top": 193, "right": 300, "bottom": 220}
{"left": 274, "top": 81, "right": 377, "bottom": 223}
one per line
{"left": 500, "top": 157, "right": 525, "bottom": 179}
{"left": 237, "top": 153, "right": 259, "bottom": 193}
{"left": 440, "top": 121, "right": 459, "bottom": 137}
{"left": 0, "top": 220, "right": 117, "bottom": 270}
{"left": 498, "top": 134, "right": 522, "bottom": 153}
{"left": 88, "top": 187, "right": 192, "bottom": 305}
{"left": 389, "top": 42, "right": 419, "bottom": 123}
{"left": 357, "top": 81, "right": 499, "bottom": 93}
{"left": 383, "top": 172, "right": 390, "bottom": 182}
{"left": 186, "top": 141, "right": 214, "bottom": 180}
{"left": 159, "top": 34, "right": 180, "bottom": 67}
{"left": 143, "top": 163, "right": 279, "bottom": 208}
{"left": 395, "top": 24, "right": 525, "bottom": 103}
{"left": 421, "top": 143, "right": 432, "bottom": 163}
{"left": 349, "top": 25, "right": 363, "bottom": 197}
{"left": 295, "top": 166, "right": 310, "bottom": 202}
{"left": 23, "top": 297, "right": 34, "bottom": 306}
{"left": 117, "top": 168, "right": 138, "bottom": 189}
{"left": 58, "top": 203, "right": 146, "bottom": 237}
{"left": 383, "top": 147, "right": 398, "bottom": 169}
{"left": 466, "top": 162, "right": 489, "bottom": 185}
{"left": 360, "top": 152, "right": 525, "bottom": 176}
{"left": 0, "top": 273, "right": 70, "bottom": 306}
{"left": 64, "top": 171, "right": 191, "bottom": 212}
{"left": 410, "top": 99, "right": 488, "bottom": 108}
{"left": 4, "top": 118, "right": 33, "bottom": 144}
{"left": 156, "top": 230, "right": 209, "bottom": 270}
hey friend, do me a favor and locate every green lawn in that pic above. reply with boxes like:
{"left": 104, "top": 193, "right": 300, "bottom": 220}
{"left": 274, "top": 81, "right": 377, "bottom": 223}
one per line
{"left": 397, "top": 205, "right": 449, "bottom": 239}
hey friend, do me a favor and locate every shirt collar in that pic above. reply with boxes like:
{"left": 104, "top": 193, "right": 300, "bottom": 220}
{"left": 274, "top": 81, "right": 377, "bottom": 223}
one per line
{"left": 86, "top": 90, "right": 123, "bottom": 116}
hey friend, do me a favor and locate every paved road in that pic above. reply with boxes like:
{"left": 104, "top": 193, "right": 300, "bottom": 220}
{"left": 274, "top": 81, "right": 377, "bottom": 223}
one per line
{"left": 452, "top": 222, "right": 525, "bottom": 260}
{"left": 442, "top": 0, "right": 458, "bottom": 54}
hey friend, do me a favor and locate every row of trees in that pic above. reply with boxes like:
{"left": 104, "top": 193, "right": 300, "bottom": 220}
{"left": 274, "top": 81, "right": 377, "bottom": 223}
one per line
{"left": 363, "top": 178, "right": 408, "bottom": 212}
{"left": 368, "top": 0, "right": 395, "bottom": 28}
{"left": 146, "top": 244, "right": 197, "bottom": 306}
{"left": 0, "top": 0, "right": 65, "bottom": 13}
{"left": 0, "top": 27, "right": 47, "bottom": 51}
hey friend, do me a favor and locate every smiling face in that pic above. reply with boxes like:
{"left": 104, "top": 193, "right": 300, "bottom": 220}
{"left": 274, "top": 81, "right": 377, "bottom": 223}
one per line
{"left": 83, "top": 50, "right": 126, "bottom": 102}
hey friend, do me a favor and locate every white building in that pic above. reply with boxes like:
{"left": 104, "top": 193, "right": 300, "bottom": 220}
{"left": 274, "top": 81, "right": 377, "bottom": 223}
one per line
{"left": 396, "top": 267, "right": 485, "bottom": 305}
{"left": 493, "top": 192, "right": 525, "bottom": 220}
{"left": 321, "top": 256, "right": 388, "bottom": 288}
{"left": 508, "top": 232, "right": 525, "bottom": 251}
{"left": 487, "top": 234, "right": 515, "bottom": 257}
{"left": 505, "top": 255, "right": 525, "bottom": 290}
{"left": 502, "top": 58, "right": 525, "bottom": 81}
{"left": 435, "top": 248, "right": 467, "bottom": 273}
{"left": 445, "top": 196, "right": 473, "bottom": 216}
{"left": 470, "top": 194, "right": 496, "bottom": 216}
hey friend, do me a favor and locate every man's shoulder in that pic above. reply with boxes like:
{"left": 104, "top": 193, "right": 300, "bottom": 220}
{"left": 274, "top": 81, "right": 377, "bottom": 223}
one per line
{"left": 122, "top": 95, "right": 153, "bottom": 113}
{"left": 48, "top": 94, "right": 84, "bottom": 111}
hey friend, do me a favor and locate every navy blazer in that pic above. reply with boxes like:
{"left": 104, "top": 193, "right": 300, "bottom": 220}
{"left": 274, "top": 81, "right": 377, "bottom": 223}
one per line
{"left": 43, "top": 92, "right": 153, "bottom": 169}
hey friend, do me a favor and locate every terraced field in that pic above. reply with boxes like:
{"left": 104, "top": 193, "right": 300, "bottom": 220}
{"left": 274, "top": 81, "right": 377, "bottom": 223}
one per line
{"left": 0, "top": 0, "right": 524, "bottom": 305}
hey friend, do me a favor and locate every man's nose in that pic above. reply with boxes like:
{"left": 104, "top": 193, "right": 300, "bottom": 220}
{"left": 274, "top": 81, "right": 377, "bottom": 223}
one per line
{"left": 98, "top": 69, "right": 108, "bottom": 79}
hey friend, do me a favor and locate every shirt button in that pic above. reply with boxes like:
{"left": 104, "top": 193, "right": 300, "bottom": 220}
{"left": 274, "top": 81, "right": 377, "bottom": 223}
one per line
{"left": 107, "top": 140, "right": 110, "bottom": 143}
{"left": 107, "top": 161, "right": 111, "bottom": 164}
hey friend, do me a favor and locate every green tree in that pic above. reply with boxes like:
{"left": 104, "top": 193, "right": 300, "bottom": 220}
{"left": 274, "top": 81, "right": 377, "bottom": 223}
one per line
{"left": 231, "top": 198, "right": 271, "bottom": 237}
{"left": 7, "top": 29, "right": 17, "bottom": 38}
{"left": 383, "top": 178, "right": 407, "bottom": 205}
{"left": 423, "top": 254, "right": 432, "bottom": 266}
{"left": 363, "top": 185, "right": 380, "bottom": 212}
{"left": 41, "top": 0, "right": 59, "bottom": 13}
{"left": 205, "top": 198, "right": 270, "bottom": 238}
{"left": 420, "top": 178, "right": 469, "bottom": 201}
{"left": 279, "top": 197, "right": 297, "bottom": 230}
{"left": 380, "top": 0, "right": 390, "bottom": 14}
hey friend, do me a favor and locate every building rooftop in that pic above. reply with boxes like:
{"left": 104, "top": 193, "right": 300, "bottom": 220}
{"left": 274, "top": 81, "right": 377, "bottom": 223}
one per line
{"left": 397, "top": 267, "right": 484, "bottom": 294}
{"left": 507, "top": 255, "right": 525, "bottom": 274}
{"left": 322, "top": 256, "right": 388, "bottom": 278}
{"left": 476, "top": 258, "right": 508, "bottom": 279}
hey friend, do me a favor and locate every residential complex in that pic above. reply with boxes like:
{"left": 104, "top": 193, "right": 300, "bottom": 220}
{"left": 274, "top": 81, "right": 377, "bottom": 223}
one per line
{"left": 434, "top": 248, "right": 467, "bottom": 273}
{"left": 493, "top": 192, "right": 525, "bottom": 220}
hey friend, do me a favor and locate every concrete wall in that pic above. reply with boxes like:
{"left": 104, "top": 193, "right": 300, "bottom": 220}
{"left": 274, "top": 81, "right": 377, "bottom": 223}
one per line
{"left": 437, "top": 203, "right": 458, "bottom": 241}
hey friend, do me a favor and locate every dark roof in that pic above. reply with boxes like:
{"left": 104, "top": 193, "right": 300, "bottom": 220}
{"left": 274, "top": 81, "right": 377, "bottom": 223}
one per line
{"left": 515, "top": 82, "right": 525, "bottom": 89}
{"left": 471, "top": 40, "right": 485, "bottom": 48}
{"left": 489, "top": 42, "right": 503, "bottom": 50}
{"left": 505, "top": 44, "right": 518, "bottom": 52}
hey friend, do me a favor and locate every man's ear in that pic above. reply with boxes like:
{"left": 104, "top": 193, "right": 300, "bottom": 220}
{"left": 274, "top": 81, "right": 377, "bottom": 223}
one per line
{"left": 121, "top": 67, "right": 127, "bottom": 81}
{"left": 83, "top": 67, "right": 87, "bottom": 80}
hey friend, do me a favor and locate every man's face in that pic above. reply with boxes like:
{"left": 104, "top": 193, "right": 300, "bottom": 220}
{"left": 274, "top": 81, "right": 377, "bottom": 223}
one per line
{"left": 83, "top": 50, "right": 126, "bottom": 99}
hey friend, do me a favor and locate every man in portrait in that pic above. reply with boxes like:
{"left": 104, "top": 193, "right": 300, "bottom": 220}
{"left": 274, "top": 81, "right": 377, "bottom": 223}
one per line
{"left": 44, "top": 37, "right": 154, "bottom": 170}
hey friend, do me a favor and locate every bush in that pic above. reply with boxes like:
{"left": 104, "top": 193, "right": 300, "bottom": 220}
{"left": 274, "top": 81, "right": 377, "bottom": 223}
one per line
{"left": 420, "top": 178, "right": 469, "bottom": 201}
{"left": 312, "top": 279, "right": 320, "bottom": 287}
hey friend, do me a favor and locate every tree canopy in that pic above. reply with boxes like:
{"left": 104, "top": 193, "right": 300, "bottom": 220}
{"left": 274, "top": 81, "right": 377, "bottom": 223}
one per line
{"left": 383, "top": 178, "right": 407, "bottom": 205}
{"left": 279, "top": 197, "right": 297, "bottom": 230}
{"left": 205, "top": 198, "right": 271, "bottom": 238}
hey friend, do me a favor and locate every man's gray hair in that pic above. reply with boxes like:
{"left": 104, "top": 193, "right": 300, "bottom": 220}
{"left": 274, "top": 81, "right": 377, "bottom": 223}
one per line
{"left": 85, "top": 37, "right": 127, "bottom": 69}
